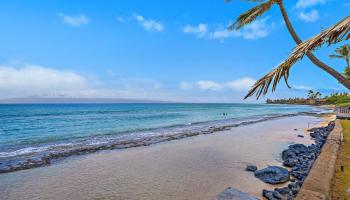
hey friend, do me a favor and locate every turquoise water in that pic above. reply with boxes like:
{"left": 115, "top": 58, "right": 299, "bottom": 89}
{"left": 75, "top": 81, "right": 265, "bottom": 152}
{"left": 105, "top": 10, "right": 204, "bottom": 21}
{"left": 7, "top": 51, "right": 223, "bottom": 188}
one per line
{"left": 0, "top": 103, "right": 320, "bottom": 164}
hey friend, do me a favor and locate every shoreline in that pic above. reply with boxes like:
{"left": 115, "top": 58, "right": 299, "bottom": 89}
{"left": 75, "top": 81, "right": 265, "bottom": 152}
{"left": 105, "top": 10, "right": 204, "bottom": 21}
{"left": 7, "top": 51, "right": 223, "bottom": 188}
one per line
{"left": 0, "top": 114, "right": 331, "bottom": 199}
{"left": 258, "top": 114, "right": 336, "bottom": 199}
{"left": 0, "top": 111, "right": 325, "bottom": 174}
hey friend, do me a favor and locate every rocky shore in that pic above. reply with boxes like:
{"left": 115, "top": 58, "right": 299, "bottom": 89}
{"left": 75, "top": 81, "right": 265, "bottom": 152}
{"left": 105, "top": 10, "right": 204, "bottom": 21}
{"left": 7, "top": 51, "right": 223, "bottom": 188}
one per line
{"left": 0, "top": 112, "right": 322, "bottom": 174}
{"left": 216, "top": 121, "right": 335, "bottom": 200}
{"left": 255, "top": 121, "right": 335, "bottom": 200}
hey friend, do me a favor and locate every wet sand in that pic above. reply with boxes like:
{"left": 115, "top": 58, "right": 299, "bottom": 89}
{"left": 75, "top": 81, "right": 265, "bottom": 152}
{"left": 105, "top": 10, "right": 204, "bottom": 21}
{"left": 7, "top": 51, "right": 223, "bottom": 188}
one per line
{"left": 0, "top": 115, "right": 326, "bottom": 200}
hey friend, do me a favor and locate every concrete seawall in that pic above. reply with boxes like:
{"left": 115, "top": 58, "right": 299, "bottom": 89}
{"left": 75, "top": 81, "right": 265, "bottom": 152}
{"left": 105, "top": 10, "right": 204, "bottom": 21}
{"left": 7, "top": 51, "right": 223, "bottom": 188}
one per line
{"left": 296, "top": 120, "right": 343, "bottom": 200}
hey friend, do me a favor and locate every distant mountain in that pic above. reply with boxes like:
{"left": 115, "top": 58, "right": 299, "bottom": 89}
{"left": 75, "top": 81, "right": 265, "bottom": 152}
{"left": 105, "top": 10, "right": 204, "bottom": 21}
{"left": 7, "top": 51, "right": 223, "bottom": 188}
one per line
{"left": 0, "top": 97, "right": 173, "bottom": 104}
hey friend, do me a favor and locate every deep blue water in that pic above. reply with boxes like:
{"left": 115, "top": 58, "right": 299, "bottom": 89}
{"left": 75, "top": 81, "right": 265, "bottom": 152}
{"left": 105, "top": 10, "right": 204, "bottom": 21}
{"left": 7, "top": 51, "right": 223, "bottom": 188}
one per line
{"left": 0, "top": 103, "right": 320, "bottom": 159}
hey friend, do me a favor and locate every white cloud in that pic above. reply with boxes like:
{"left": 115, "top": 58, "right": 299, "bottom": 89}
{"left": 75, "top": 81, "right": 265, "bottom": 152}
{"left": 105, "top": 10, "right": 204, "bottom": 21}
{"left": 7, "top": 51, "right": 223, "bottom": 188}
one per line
{"left": 0, "top": 65, "right": 168, "bottom": 99}
{"left": 292, "top": 85, "right": 313, "bottom": 90}
{"left": 133, "top": 14, "right": 164, "bottom": 32}
{"left": 179, "top": 81, "right": 193, "bottom": 90}
{"left": 298, "top": 10, "right": 319, "bottom": 22}
{"left": 226, "top": 77, "right": 256, "bottom": 91}
{"left": 0, "top": 65, "right": 89, "bottom": 97}
{"left": 296, "top": 0, "right": 325, "bottom": 9}
{"left": 0, "top": 65, "right": 260, "bottom": 103}
{"left": 210, "top": 29, "right": 241, "bottom": 40}
{"left": 180, "top": 77, "right": 256, "bottom": 92}
{"left": 241, "top": 19, "right": 273, "bottom": 39}
{"left": 184, "top": 18, "right": 274, "bottom": 41}
{"left": 117, "top": 16, "right": 126, "bottom": 23}
{"left": 59, "top": 13, "right": 90, "bottom": 27}
{"left": 196, "top": 80, "right": 222, "bottom": 91}
{"left": 183, "top": 24, "right": 209, "bottom": 38}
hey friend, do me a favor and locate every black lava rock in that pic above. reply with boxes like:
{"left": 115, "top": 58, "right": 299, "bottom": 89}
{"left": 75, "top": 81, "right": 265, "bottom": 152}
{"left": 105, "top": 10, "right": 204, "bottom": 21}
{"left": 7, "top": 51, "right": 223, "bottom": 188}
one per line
{"left": 254, "top": 166, "right": 289, "bottom": 184}
{"left": 215, "top": 187, "right": 259, "bottom": 200}
{"left": 275, "top": 187, "right": 290, "bottom": 195}
{"left": 262, "top": 189, "right": 275, "bottom": 200}
{"left": 246, "top": 165, "right": 258, "bottom": 172}
{"left": 259, "top": 121, "right": 335, "bottom": 200}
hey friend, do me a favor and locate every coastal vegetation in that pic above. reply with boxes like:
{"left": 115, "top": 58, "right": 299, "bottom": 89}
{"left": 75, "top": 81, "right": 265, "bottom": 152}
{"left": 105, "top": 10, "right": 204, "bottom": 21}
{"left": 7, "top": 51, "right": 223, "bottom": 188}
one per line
{"left": 227, "top": 0, "right": 350, "bottom": 99}
{"left": 266, "top": 91, "right": 350, "bottom": 106}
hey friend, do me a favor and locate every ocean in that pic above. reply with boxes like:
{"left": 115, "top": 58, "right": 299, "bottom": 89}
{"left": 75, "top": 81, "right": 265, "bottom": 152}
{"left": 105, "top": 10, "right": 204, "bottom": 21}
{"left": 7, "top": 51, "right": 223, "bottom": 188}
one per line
{"left": 0, "top": 103, "right": 324, "bottom": 172}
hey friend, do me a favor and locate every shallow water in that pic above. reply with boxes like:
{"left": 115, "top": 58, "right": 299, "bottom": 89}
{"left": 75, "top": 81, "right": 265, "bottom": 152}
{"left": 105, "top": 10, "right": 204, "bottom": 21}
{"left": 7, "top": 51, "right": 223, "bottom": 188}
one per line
{"left": 0, "top": 115, "right": 323, "bottom": 200}
{"left": 0, "top": 103, "right": 324, "bottom": 173}
{"left": 0, "top": 103, "right": 316, "bottom": 147}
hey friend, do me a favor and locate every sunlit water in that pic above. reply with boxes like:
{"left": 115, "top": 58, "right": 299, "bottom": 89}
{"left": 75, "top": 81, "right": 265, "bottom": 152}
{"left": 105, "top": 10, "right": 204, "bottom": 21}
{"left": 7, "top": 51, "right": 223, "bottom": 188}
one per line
{"left": 0, "top": 115, "right": 324, "bottom": 200}
{"left": 0, "top": 104, "right": 319, "bottom": 157}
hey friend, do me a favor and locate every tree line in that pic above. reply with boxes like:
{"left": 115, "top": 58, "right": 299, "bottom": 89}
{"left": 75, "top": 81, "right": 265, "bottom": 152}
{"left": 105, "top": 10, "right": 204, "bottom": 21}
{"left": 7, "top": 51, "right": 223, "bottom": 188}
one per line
{"left": 266, "top": 91, "right": 350, "bottom": 106}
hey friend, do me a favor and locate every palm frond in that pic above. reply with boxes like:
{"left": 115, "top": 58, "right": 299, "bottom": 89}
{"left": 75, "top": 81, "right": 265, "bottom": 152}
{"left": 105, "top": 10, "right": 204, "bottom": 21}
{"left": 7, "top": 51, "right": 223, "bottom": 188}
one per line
{"left": 228, "top": 0, "right": 275, "bottom": 30}
{"left": 244, "top": 57, "right": 295, "bottom": 99}
{"left": 245, "top": 15, "right": 350, "bottom": 99}
{"left": 292, "top": 16, "right": 350, "bottom": 58}
{"left": 329, "top": 54, "right": 345, "bottom": 58}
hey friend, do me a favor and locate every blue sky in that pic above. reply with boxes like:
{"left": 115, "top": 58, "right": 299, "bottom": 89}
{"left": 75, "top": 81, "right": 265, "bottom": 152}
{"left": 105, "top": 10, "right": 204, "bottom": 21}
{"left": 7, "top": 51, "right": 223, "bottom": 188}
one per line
{"left": 0, "top": 0, "right": 348, "bottom": 102}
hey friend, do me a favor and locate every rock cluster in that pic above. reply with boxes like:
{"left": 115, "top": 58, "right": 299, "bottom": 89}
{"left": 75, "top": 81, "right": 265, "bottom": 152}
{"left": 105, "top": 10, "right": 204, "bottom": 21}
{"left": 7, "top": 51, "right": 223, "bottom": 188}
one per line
{"left": 254, "top": 166, "right": 289, "bottom": 184}
{"left": 214, "top": 187, "right": 259, "bottom": 200}
{"left": 248, "top": 121, "right": 335, "bottom": 200}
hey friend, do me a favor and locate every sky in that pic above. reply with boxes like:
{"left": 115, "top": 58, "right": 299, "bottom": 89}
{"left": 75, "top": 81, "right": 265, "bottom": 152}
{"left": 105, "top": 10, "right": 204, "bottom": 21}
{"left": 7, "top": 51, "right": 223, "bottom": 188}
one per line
{"left": 0, "top": 0, "right": 349, "bottom": 103}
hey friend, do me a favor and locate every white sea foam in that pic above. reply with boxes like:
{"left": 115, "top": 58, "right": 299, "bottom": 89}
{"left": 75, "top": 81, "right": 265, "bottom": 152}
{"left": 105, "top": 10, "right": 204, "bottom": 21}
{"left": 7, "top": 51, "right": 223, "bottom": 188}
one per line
{"left": 0, "top": 143, "right": 75, "bottom": 158}
{"left": 0, "top": 147, "right": 47, "bottom": 157}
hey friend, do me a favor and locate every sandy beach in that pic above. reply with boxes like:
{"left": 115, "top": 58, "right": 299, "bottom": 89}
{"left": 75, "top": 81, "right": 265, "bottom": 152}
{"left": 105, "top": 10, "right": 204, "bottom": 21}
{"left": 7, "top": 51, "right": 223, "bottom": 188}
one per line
{"left": 0, "top": 115, "right": 333, "bottom": 200}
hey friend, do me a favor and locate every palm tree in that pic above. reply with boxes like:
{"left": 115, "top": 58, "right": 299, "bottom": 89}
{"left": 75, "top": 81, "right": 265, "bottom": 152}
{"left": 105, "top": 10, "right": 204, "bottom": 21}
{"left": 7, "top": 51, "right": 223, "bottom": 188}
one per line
{"left": 329, "top": 44, "right": 350, "bottom": 78}
{"left": 226, "top": 0, "right": 350, "bottom": 98}
{"left": 314, "top": 91, "right": 321, "bottom": 99}
{"left": 308, "top": 90, "right": 314, "bottom": 99}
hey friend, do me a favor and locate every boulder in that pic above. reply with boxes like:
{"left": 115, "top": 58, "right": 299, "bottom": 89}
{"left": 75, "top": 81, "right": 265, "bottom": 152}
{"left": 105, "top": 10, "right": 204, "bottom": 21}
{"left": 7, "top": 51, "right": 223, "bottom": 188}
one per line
{"left": 262, "top": 189, "right": 275, "bottom": 200}
{"left": 281, "top": 149, "right": 296, "bottom": 161}
{"left": 289, "top": 144, "right": 308, "bottom": 154}
{"left": 272, "top": 190, "right": 283, "bottom": 199}
{"left": 275, "top": 187, "right": 290, "bottom": 195}
{"left": 246, "top": 165, "right": 258, "bottom": 172}
{"left": 254, "top": 166, "right": 289, "bottom": 184}
{"left": 214, "top": 187, "right": 259, "bottom": 200}
{"left": 283, "top": 158, "right": 298, "bottom": 167}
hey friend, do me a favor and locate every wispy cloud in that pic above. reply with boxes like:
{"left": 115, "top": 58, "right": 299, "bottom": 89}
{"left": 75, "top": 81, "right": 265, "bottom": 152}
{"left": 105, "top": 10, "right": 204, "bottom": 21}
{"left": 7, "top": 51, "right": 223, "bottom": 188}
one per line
{"left": 116, "top": 16, "right": 127, "bottom": 23}
{"left": 133, "top": 14, "right": 164, "bottom": 32}
{"left": 179, "top": 81, "right": 193, "bottom": 90}
{"left": 196, "top": 80, "right": 222, "bottom": 91}
{"left": 0, "top": 65, "right": 262, "bottom": 102}
{"left": 183, "top": 24, "right": 209, "bottom": 38}
{"left": 238, "top": 19, "right": 273, "bottom": 40}
{"left": 0, "top": 65, "right": 167, "bottom": 99}
{"left": 226, "top": 77, "right": 256, "bottom": 91}
{"left": 180, "top": 77, "right": 256, "bottom": 92}
{"left": 209, "top": 29, "right": 241, "bottom": 40}
{"left": 183, "top": 18, "right": 274, "bottom": 41}
{"left": 298, "top": 10, "right": 319, "bottom": 22}
{"left": 296, "top": 0, "right": 325, "bottom": 9}
{"left": 0, "top": 65, "right": 89, "bottom": 97}
{"left": 59, "top": 13, "right": 90, "bottom": 27}
{"left": 292, "top": 85, "right": 313, "bottom": 90}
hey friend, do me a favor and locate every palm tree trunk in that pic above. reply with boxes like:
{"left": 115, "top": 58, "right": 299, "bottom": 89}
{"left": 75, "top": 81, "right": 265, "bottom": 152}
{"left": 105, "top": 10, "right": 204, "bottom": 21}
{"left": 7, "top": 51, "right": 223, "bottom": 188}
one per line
{"left": 277, "top": 1, "right": 350, "bottom": 89}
